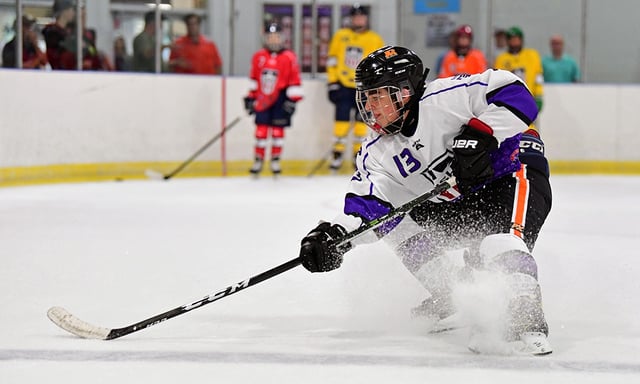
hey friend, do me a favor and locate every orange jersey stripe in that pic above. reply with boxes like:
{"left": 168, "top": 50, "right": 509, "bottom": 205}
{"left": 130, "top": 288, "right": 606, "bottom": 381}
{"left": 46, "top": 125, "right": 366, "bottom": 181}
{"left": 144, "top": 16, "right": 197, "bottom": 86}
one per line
{"left": 511, "top": 165, "right": 530, "bottom": 238}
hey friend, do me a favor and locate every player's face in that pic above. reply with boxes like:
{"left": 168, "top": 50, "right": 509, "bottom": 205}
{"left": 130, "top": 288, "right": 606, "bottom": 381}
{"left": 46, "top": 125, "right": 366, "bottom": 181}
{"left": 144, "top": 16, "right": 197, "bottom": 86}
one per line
{"left": 456, "top": 35, "right": 471, "bottom": 54}
{"left": 351, "top": 15, "right": 368, "bottom": 32}
{"left": 363, "top": 87, "right": 404, "bottom": 131}
{"left": 357, "top": 84, "right": 414, "bottom": 134}
{"left": 186, "top": 17, "right": 200, "bottom": 37}
{"left": 550, "top": 37, "right": 564, "bottom": 56}
{"left": 508, "top": 36, "right": 522, "bottom": 51}
{"left": 264, "top": 32, "right": 283, "bottom": 51}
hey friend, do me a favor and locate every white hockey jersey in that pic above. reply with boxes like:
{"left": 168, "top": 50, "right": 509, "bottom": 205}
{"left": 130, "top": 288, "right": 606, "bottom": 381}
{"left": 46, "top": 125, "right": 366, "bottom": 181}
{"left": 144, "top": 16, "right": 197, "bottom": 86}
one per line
{"left": 333, "top": 69, "right": 539, "bottom": 243}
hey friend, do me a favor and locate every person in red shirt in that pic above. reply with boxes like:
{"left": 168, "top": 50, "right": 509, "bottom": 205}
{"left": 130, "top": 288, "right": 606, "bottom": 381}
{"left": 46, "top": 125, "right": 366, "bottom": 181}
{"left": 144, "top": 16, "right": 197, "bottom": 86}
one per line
{"left": 169, "top": 13, "right": 222, "bottom": 75}
{"left": 42, "top": 1, "right": 110, "bottom": 71}
{"left": 438, "top": 25, "right": 487, "bottom": 78}
{"left": 42, "top": 0, "right": 76, "bottom": 70}
{"left": 244, "top": 23, "right": 303, "bottom": 177}
{"left": 2, "top": 14, "right": 47, "bottom": 69}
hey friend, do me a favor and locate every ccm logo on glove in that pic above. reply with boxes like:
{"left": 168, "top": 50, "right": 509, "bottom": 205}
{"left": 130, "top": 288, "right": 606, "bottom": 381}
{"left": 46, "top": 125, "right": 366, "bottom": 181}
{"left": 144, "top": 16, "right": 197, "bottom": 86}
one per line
{"left": 520, "top": 140, "right": 544, "bottom": 153}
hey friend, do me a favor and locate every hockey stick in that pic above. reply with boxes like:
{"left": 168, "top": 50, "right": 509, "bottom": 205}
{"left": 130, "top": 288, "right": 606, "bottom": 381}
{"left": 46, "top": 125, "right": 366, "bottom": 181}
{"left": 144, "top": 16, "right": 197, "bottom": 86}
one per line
{"left": 145, "top": 116, "right": 243, "bottom": 181}
{"left": 306, "top": 147, "right": 334, "bottom": 177}
{"left": 47, "top": 176, "right": 456, "bottom": 340}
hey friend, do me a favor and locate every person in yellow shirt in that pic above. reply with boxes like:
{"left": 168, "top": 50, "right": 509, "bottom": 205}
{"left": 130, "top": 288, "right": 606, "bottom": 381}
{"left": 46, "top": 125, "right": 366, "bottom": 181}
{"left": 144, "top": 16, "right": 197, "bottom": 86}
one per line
{"left": 494, "top": 26, "right": 544, "bottom": 130}
{"left": 326, "top": 4, "right": 384, "bottom": 171}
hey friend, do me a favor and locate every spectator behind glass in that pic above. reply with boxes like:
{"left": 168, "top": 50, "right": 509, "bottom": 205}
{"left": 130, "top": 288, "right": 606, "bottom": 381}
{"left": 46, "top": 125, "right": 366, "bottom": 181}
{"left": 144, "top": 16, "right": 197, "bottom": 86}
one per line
{"left": 113, "top": 36, "right": 131, "bottom": 71}
{"left": 491, "top": 28, "right": 507, "bottom": 64}
{"left": 169, "top": 13, "right": 222, "bottom": 75}
{"left": 494, "top": 26, "right": 544, "bottom": 117}
{"left": 41, "top": 0, "right": 76, "bottom": 70}
{"left": 133, "top": 11, "right": 166, "bottom": 72}
{"left": 433, "top": 31, "right": 455, "bottom": 76}
{"left": 438, "top": 25, "right": 487, "bottom": 78}
{"left": 542, "top": 34, "right": 580, "bottom": 83}
{"left": 65, "top": 6, "right": 113, "bottom": 71}
{"left": 2, "top": 14, "right": 47, "bottom": 69}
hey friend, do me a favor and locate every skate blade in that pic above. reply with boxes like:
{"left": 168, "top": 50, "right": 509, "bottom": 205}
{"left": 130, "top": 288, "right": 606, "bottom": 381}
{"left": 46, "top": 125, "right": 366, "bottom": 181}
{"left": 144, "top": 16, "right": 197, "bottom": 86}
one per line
{"left": 144, "top": 169, "right": 166, "bottom": 180}
{"left": 468, "top": 332, "right": 553, "bottom": 356}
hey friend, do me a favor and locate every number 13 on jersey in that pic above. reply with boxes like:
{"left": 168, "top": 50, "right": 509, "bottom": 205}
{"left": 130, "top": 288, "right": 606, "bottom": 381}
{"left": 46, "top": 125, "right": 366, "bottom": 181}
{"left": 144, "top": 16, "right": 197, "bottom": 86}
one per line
{"left": 393, "top": 148, "right": 422, "bottom": 178}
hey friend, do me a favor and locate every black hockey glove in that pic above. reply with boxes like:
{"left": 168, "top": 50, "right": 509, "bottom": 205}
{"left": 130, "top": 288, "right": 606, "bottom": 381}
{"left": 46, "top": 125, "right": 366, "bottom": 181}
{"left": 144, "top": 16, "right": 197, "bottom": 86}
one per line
{"left": 283, "top": 99, "right": 296, "bottom": 116}
{"left": 327, "top": 82, "right": 340, "bottom": 104}
{"left": 452, "top": 119, "right": 499, "bottom": 194}
{"left": 300, "top": 222, "right": 352, "bottom": 273}
{"left": 243, "top": 97, "right": 256, "bottom": 115}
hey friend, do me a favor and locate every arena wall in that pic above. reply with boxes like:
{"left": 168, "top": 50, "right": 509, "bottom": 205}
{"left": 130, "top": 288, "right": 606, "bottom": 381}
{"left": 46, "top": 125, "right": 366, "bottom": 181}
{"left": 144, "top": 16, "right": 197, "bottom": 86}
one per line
{"left": 1, "top": 70, "right": 638, "bottom": 186}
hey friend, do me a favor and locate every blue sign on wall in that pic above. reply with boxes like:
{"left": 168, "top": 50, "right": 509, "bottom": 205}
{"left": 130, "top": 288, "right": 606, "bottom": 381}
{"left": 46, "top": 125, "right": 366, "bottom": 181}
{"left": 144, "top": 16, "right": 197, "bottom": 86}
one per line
{"left": 414, "top": 0, "right": 460, "bottom": 14}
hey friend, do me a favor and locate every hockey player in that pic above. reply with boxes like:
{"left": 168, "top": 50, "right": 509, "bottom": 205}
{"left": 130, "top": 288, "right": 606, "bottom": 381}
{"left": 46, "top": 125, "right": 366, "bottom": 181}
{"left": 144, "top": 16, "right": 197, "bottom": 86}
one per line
{"left": 298, "top": 46, "right": 553, "bottom": 355}
{"left": 494, "top": 26, "right": 544, "bottom": 126}
{"left": 326, "top": 4, "right": 384, "bottom": 171}
{"left": 438, "top": 25, "right": 487, "bottom": 78}
{"left": 244, "top": 23, "right": 303, "bottom": 177}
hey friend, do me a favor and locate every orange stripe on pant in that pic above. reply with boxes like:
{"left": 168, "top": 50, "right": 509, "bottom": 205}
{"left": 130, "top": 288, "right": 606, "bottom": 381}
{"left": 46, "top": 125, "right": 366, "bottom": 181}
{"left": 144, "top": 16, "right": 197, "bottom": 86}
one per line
{"left": 510, "top": 165, "right": 530, "bottom": 239}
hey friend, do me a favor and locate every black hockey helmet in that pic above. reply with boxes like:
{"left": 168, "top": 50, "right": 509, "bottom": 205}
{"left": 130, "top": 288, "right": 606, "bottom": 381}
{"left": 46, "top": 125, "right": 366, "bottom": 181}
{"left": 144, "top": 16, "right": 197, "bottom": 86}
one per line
{"left": 355, "top": 46, "right": 429, "bottom": 134}
{"left": 265, "top": 22, "right": 282, "bottom": 34}
{"left": 350, "top": 3, "right": 368, "bottom": 16}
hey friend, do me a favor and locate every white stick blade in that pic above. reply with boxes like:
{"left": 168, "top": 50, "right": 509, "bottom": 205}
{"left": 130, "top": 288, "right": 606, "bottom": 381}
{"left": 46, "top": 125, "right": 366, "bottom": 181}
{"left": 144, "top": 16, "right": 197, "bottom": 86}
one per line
{"left": 144, "top": 169, "right": 165, "bottom": 180}
{"left": 47, "top": 306, "right": 110, "bottom": 340}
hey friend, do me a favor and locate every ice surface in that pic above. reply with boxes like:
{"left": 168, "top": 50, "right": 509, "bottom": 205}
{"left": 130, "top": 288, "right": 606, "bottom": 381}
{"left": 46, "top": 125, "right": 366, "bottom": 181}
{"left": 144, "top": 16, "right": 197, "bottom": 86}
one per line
{"left": 1, "top": 175, "right": 639, "bottom": 383}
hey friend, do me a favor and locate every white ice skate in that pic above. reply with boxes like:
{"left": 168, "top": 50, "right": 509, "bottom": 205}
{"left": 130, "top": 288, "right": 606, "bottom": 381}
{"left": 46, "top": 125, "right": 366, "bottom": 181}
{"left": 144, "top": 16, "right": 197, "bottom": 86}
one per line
{"left": 467, "top": 329, "right": 552, "bottom": 356}
{"left": 249, "top": 158, "right": 263, "bottom": 178}
{"left": 467, "top": 293, "right": 552, "bottom": 356}
{"left": 411, "top": 295, "right": 464, "bottom": 333}
{"left": 329, "top": 152, "right": 343, "bottom": 173}
{"left": 270, "top": 158, "right": 281, "bottom": 176}
{"left": 517, "top": 331, "right": 553, "bottom": 355}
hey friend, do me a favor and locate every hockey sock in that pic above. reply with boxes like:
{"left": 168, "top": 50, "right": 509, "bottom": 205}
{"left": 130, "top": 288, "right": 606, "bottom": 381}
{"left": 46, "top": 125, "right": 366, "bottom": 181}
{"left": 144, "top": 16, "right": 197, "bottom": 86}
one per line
{"left": 271, "top": 126, "right": 284, "bottom": 159}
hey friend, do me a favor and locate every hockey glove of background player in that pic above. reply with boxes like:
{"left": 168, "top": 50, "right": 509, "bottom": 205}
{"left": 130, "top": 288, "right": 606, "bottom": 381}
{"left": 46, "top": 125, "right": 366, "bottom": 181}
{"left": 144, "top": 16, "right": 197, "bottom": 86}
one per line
{"left": 452, "top": 118, "right": 499, "bottom": 194}
{"left": 300, "top": 222, "right": 352, "bottom": 273}
{"left": 243, "top": 97, "right": 256, "bottom": 115}
{"left": 327, "top": 82, "right": 341, "bottom": 104}
{"left": 283, "top": 99, "right": 296, "bottom": 117}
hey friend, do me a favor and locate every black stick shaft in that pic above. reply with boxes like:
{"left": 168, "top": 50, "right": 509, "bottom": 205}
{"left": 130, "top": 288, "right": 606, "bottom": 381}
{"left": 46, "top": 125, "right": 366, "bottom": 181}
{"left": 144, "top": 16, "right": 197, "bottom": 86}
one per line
{"left": 103, "top": 177, "right": 455, "bottom": 339}
{"left": 164, "top": 116, "right": 242, "bottom": 180}
{"left": 107, "top": 258, "right": 301, "bottom": 339}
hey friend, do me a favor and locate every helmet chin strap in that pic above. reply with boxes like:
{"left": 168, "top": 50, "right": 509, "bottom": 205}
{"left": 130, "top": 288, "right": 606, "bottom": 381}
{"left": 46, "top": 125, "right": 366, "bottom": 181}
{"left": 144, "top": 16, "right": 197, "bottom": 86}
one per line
{"left": 398, "top": 68, "right": 429, "bottom": 136}
{"left": 380, "top": 93, "right": 417, "bottom": 135}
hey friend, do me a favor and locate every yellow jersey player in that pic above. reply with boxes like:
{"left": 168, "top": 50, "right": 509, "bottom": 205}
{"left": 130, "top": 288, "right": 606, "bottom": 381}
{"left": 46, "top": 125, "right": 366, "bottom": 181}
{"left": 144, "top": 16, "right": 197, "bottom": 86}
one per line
{"left": 494, "top": 26, "right": 544, "bottom": 130}
{"left": 326, "top": 4, "right": 384, "bottom": 171}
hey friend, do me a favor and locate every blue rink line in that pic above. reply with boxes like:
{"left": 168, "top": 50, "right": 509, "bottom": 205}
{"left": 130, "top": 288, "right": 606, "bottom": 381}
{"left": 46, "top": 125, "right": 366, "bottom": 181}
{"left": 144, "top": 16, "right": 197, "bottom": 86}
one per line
{"left": 1, "top": 349, "right": 639, "bottom": 374}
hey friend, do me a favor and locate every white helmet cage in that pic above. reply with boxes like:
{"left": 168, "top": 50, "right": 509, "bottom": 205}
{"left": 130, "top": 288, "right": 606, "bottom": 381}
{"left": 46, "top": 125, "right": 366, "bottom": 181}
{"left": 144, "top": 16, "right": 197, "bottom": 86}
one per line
{"left": 356, "top": 81, "right": 415, "bottom": 135}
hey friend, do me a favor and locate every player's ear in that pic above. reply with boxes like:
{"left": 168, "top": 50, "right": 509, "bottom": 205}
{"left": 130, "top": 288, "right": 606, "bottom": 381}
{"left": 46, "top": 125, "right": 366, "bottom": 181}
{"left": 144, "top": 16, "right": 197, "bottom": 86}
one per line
{"left": 401, "top": 88, "right": 412, "bottom": 103}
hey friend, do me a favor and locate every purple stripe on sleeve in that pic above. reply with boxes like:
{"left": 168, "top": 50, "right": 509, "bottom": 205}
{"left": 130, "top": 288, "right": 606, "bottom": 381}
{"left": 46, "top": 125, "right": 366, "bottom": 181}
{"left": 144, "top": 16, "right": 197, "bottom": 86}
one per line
{"left": 344, "top": 193, "right": 402, "bottom": 236}
{"left": 344, "top": 193, "right": 392, "bottom": 222}
{"left": 486, "top": 82, "right": 538, "bottom": 124}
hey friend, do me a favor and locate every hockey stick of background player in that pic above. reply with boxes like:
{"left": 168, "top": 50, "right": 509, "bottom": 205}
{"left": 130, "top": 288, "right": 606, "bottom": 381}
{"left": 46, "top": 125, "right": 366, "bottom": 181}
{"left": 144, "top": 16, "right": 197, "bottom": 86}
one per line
{"left": 306, "top": 146, "right": 335, "bottom": 177}
{"left": 145, "top": 116, "right": 242, "bottom": 181}
{"left": 46, "top": 176, "right": 457, "bottom": 340}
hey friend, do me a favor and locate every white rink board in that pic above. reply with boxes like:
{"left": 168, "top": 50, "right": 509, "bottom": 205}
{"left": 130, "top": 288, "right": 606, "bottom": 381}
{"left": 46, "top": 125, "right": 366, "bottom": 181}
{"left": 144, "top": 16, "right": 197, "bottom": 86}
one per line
{"left": 1, "top": 69, "right": 639, "bottom": 168}
{"left": 0, "top": 70, "right": 333, "bottom": 167}
{"left": 540, "top": 84, "right": 640, "bottom": 161}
